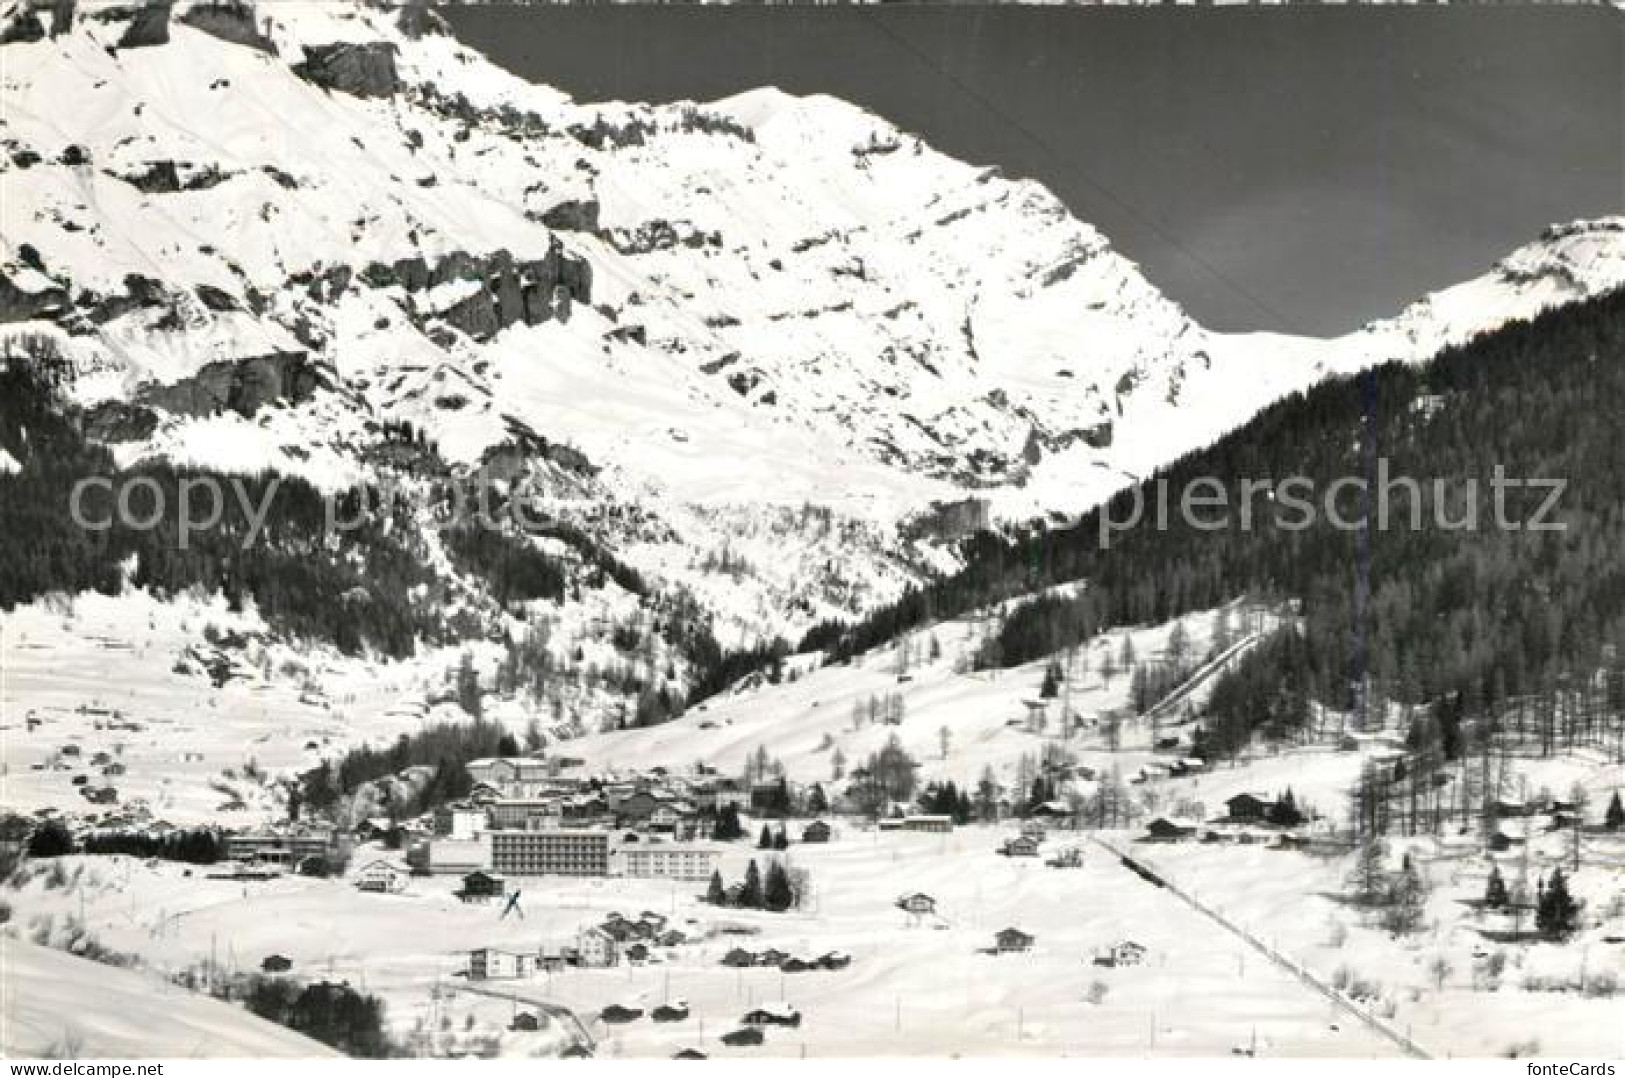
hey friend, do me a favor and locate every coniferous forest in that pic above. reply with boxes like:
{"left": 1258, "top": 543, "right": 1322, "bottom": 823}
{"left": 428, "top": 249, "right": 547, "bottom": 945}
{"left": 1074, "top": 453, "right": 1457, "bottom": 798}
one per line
{"left": 814, "top": 289, "right": 1625, "bottom": 760}
{"left": 0, "top": 353, "right": 743, "bottom": 690}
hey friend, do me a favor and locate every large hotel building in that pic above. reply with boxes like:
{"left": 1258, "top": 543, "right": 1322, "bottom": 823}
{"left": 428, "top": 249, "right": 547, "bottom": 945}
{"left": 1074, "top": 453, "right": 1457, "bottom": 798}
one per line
{"left": 488, "top": 828, "right": 612, "bottom": 877}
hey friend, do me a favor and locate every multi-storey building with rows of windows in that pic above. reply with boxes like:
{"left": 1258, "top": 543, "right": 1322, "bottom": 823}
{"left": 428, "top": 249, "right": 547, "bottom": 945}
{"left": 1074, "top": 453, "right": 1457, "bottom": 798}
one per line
{"left": 488, "top": 828, "right": 612, "bottom": 877}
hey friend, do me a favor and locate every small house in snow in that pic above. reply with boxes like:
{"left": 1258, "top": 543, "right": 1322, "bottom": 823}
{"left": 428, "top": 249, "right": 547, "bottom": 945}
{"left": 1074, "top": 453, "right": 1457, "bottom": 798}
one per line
{"left": 353, "top": 859, "right": 407, "bottom": 894}
{"left": 741, "top": 1003, "right": 801, "bottom": 1028}
{"left": 468, "top": 947, "right": 536, "bottom": 981}
{"left": 1224, "top": 793, "right": 1276, "bottom": 823}
{"left": 721, "top": 947, "right": 757, "bottom": 968}
{"left": 994, "top": 927, "right": 1035, "bottom": 953}
{"left": 1093, "top": 940, "right": 1148, "bottom": 967}
{"left": 459, "top": 870, "right": 506, "bottom": 901}
{"left": 896, "top": 892, "right": 938, "bottom": 915}
{"left": 818, "top": 951, "right": 852, "bottom": 970}
{"left": 1143, "top": 816, "right": 1198, "bottom": 842}
{"left": 653, "top": 1001, "right": 690, "bottom": 1023}
{"left": 1002, "top": 834, "right": 1041, "bottom": 857}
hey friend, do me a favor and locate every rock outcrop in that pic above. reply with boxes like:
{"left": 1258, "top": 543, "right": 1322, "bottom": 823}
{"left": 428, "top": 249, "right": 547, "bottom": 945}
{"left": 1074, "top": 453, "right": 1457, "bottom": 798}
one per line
{"left": 294, "top": 41, "right": 401, "bottom": 99}
{"left": 82, "top": 400, "right": 161, "bottom": 443}
{"left": 609, "top": 219, "right": 722, "bottom": 256}
{"left": 901, "top": 497, "right": 992, "bottom": 543}
{"left": 111, "top": 159, "right": 232, "bottom": 193}
{"left": 364, "top": 243, "right": 593, "bottom": 341}
{"left": 178, "top": 0, "right": 274, "bottom": 55}
{"left": 0, "top": 0, "right": 70, "bottom": 43}
{"left": 0, "top": 269, "right": 70, "bottom": 323}
{"left": 137, "top": 351, "right": 322, "bottom": 418}
{"left": 395, "top": 0, "right": 445, "bottom": 41}
{"left": 0, "top": 2, "right": 45, "bottom": 43}
{"left": 86, "top": 1, "right": 170, "bottom": 49}
{"left": 537, "top": 199, "right": 601, "bottom": 234}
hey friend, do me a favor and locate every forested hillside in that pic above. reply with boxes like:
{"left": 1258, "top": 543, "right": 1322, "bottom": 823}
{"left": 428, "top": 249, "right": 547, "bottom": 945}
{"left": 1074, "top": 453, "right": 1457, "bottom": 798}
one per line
{"left": 816, "top": 289, "right": 1625, "bottom": 759}
{"left": 0, "top": 347, "right": 717, "bottom": 698}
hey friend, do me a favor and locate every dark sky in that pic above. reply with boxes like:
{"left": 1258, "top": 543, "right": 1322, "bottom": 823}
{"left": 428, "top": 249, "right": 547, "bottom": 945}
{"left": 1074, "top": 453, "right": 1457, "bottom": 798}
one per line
{"left": 446, "top": 5, "right": 1622, "bottom": 335}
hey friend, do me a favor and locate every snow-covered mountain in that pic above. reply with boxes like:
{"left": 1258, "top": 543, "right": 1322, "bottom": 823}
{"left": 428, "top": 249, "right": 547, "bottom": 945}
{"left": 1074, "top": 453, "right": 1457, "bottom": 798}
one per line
{"left": 3, "top": 0, "right": 1623, "bottom": 638}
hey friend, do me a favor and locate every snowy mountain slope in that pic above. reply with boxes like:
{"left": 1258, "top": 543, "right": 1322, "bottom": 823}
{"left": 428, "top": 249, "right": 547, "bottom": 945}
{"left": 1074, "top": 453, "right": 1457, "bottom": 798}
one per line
{"left": 3, "top": 0, "right": 1623, "bottom": 643}
{"left": 557, "top": 597, "right": 1269, "bottom": 786}
{"left": 0, "top": 936, "right": 336, "bottom": 1058}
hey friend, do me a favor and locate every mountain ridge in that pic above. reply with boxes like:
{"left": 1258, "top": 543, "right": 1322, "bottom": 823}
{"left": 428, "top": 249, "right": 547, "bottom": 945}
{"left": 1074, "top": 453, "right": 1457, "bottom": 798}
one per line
{"left": 2, "top": 0, "right": 1623, "bottom": 644}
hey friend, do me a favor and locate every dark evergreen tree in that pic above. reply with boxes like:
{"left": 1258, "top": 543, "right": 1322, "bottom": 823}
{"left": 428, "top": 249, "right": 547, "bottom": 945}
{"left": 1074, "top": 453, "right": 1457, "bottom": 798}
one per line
{"left": 1605, "top": 791, "right": 1624, "bottom": 832}
{"left": 1039, "top": 660, "right": 1062, "bottom": 699}
{"left": 768, "top": 776, "right": 793, "bottom": 817}
{"left": 705, "top": 869, "right": 726, "bottom": 906}
{"left": 763, "top": 860, "right": 795, "bottom": 912}
{"left": 1535, "top": 868, "right": 1580, "bottom": 939}
{"left": 739, "top": 859, "right": 763, "bottom": 910}
{"left": 1483, "top": 865, "right": 1509, "bottom": 909}
{"left": 711, "top": 804, "right": 745, "bottom": 841}
{"left": 1267, "top": 788, "right": 1305, "bottom": 827}
{"left": 25, "top": 820, "right": 73, "bottom": 858}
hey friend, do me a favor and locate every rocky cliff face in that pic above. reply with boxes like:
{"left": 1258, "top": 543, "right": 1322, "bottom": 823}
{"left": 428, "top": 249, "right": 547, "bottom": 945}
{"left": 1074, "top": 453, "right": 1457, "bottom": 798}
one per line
{"left": 0, "top": 268, "right": 70, "bottom": 323}
{"left": 85, "top": 0, "right": 170, "bottom": 48}
{"left": 294, "top": 40, "right": 400, "bottom": 97}
{"left": 366, "top": 244, "right": 593, "bottom": 341}
{"left": 0, "top": 2, "right": 46, "bottom": 42}
{"left": 177, "top": 0, "right": 273, "bottom": 55}
{"left": 136, "top": 351, "right": 323, "bottom": 418}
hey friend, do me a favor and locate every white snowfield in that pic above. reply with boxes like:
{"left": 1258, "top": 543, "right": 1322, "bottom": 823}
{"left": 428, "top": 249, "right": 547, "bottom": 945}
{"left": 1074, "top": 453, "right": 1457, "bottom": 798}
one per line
{"left": 0, "top": 585, "right": 1239, "bottom": 824}
{"left": 0, "top": 935, "right": 336, "bottom": 1058}
{"left": 0, "top": 848, "right": 1402, "bottom": 1059}
{"left": 562, "top": 596, "right": 1262, "bottom": 785}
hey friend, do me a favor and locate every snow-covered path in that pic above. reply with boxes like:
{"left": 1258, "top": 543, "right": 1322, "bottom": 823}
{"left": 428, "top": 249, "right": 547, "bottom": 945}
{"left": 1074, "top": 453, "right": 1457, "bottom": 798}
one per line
{"left": 1091, "top": 836, "right": 1431, "bottom": 1059}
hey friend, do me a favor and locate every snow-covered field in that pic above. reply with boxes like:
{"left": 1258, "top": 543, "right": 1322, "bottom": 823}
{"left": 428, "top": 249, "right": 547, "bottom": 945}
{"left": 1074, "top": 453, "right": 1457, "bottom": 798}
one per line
{"left": 563, "top": 595, "right": 1273, "bottom": 785}
{"left": 1, "top": 838, "right": 1399, "bottom": 1059}
{"left": 1, "top": 590, "right": 470, "bottom": 825}
{"left": 0, "top": 935, "right": 334, "bottom": 1058}
{"left": 0, "top": 586, "right": 1264, "bottom": 821}
{"left": 1137, "top": 829, "right": 1625, "bottom": 1059}
{"left": 6, "top": 581, "right": 1624, "bottom": 1058}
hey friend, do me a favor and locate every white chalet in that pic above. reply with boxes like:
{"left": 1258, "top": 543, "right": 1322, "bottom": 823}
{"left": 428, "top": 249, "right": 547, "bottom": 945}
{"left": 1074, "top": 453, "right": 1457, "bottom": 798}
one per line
{"left": 354, "top": 859, "right": 408, "bottom": 894}
{"left": 469, "top": 947, "right": 536, "bottom": 981}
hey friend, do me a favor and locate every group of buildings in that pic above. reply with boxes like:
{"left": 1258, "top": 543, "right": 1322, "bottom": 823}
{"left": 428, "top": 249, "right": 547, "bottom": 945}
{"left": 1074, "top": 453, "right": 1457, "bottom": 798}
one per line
{"left": 414, "top": 758, "right": 728, "bottom": 881}
{"left": 468, "top": 910, "right": 689, "bottom": 979}
{"left": 1141, "top": 791, "right": 1315, "bottom": 845}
